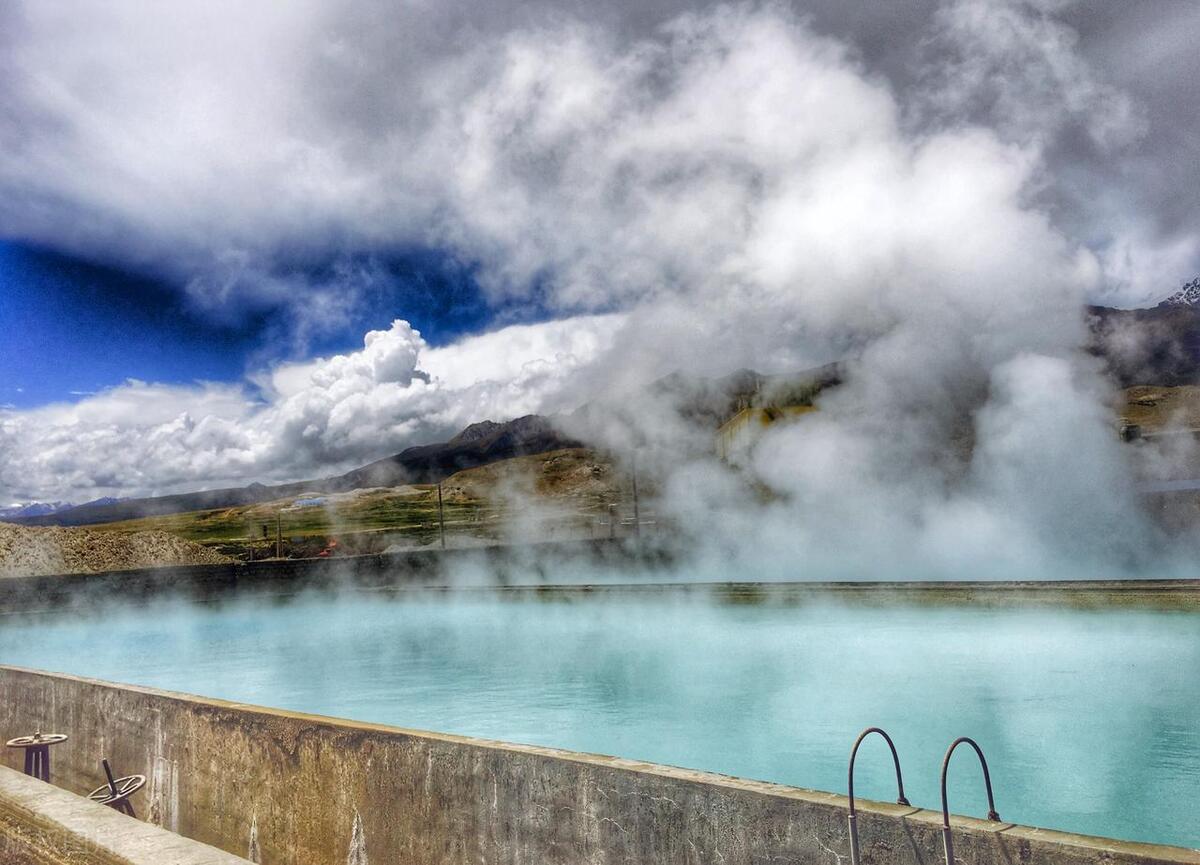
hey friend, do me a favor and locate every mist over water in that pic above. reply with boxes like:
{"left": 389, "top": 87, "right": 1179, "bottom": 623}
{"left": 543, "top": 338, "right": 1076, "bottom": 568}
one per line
{"left": 2, "top": 589, "right": 1197, "bottom": 849}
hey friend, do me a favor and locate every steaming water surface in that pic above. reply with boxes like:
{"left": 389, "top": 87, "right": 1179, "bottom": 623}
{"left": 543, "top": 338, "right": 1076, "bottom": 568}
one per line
{"left": 1, "top": 590, "right": 1197, "bottom": 849}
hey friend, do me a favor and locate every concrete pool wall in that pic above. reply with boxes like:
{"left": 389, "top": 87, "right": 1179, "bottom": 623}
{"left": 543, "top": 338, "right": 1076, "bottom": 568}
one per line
{"left": 1, "top": 666, "right": 1196, "bottom": 865}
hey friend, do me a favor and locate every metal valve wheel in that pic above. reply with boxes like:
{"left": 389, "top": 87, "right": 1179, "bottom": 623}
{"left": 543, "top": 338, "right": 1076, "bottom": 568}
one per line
{"left": 6, "top": 732, "right": 68, "bottom": 782}
{"left": 88, "top": 759, "right": 145, "bottom": 817}
{"left": 87, "top": 773, "right": 145, "bottom": 806}
{"left": 6, "top": 734, "right": 67, "bottom": 748}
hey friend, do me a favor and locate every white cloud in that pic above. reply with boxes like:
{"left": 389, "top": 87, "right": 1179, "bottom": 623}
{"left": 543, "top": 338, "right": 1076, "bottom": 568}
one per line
{"left": 0, "top": 315, "right": 619, "bottom": 501}
{"left": 1094, "top": 229, "right": 1200, "bottom": 308}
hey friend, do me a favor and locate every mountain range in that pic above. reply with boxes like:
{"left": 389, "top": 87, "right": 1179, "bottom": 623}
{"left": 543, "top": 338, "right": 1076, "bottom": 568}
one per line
{"left": 10, "top": 293, "right": 1200, "bottom": 529}
{"left": 0, "top": 497, "right": 124, "bottom": 520}
{"left": 0, "top": 501, "right": 76, "bottom": 520}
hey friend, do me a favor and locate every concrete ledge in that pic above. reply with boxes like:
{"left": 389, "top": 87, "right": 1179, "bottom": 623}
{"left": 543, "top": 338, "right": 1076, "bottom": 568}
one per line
{"left": 0, "top": 765, "right": 251, "bottom": 865}
{"left": 2, "top": 666, "right": 1198, "bottom": 865}
{"left": 3, "top": 562, "right": 1200, "bottom": 617}
{"left": 457, "top": 578, "right": 1200, "bottom": 611}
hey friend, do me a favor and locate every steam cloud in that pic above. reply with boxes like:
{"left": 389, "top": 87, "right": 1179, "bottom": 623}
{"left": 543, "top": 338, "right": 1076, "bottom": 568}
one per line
{"left": 2, "top": 0, "right": 1199, "bottom": 576}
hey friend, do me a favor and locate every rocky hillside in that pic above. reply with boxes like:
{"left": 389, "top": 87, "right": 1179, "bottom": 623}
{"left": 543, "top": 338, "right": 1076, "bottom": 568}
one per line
{"left": 0, "top": 523, "right": 232, "bottom": 578}
{"left": 1118, "top": 385, "right": 1200, "bottom": 433}
{"left": 439, "top": 448, "right": 618, "bottom": 510}
{"left": 332, "top": 415, "right": 582, "bottom": 491}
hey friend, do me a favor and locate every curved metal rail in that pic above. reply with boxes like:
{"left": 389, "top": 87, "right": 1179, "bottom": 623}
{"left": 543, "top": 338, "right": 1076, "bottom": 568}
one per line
{"left": 939, "top": 737, "right": 1001, "bottom": 865}
{"left": 847, "top": 727, "right": 910, "bottom": 865}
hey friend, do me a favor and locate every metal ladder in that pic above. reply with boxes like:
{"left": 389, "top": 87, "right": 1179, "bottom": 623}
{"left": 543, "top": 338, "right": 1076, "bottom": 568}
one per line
{"left": 846, "top": 730, "right": 1002, "bottom": 865}
{"left": 847, "top": 727, "right": 910, "bottom": 865}
{"left": 939, "top": 737, "right": 1001, "bottom": 865}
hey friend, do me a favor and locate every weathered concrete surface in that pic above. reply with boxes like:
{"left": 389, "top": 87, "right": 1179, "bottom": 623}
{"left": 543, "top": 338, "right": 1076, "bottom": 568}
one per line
{"left": 1, "top": 667, "right": 1197, "bottom": 865}
{"left": 0, "top": 764, "right": 251, "bottom": 865}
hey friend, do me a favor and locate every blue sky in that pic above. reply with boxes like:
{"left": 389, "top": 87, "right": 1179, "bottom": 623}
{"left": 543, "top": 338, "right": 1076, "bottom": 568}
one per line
{"left": 0, "top": 242, "right": 256, "bottom": 407}
{"left": 0, "top": 241, "right": 528, "bottom": 409}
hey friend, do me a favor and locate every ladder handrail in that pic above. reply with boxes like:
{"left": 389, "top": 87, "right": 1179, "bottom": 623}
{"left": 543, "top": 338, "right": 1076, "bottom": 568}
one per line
{"left": 847, "top": 727, "right": 910, "bottom": 865}
{"left": 939, "top": 736, "right": 1001, "bottom": 827}
{"left": 848, "top": 726, "right": 911, "bottom": 815}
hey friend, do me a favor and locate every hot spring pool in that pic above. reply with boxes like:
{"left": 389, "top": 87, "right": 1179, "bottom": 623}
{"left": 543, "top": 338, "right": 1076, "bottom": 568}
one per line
{"left": 0, "top": 587, "right": 1196, "bottom": 849}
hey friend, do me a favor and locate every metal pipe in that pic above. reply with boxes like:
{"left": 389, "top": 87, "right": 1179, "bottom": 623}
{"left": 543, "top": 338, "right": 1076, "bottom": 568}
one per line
{"left": 939, "top": 737, "right": 1001, "bottom": 865}
{"left": 102, "top": 758, "right": 119, "bottom": 797}
{"left": 847, "top": 727, "right": 910, "bottom": 865}
{"left": 631, "top": 455, "right": 641, "bottom": 538}
{"left": 437, "top": 482, "right": 446, "bottom": 550}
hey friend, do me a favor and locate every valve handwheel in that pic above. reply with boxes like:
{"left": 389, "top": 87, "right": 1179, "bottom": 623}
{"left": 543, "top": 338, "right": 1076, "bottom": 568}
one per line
{"left": 5, "top": 732, "right": 68, "bottom": 782}
{"left": 6, "top": 734, "right": 68, "bottom": 747}
{"left": 88, "top": 759, "right": 145, "bottom": 817}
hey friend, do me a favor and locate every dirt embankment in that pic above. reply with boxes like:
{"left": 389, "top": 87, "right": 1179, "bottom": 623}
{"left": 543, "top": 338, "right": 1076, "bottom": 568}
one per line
{"left": 0, "top": 523, "right": 232, "bottom": 579}
{"left": 440, "top": 448, "right": 619, "bottom": 509}
{"left": 1120, "top": 385, "right": 1200, "bottom": 433}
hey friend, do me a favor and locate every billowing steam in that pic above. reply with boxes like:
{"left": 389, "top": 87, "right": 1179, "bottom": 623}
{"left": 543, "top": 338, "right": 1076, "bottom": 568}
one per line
{"left": 1, "top": 1, "right": 1198, "bottom": 577}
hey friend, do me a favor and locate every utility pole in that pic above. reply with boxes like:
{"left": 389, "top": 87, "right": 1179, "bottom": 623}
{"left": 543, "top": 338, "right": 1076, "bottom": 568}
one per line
{"left": 631, "top": 453, "right": 641, "bottom": 538}
{"left": 276, "top": 512, "right": 282, "bottom": 559}
{"left": 437, "top": 482, "right": 446, "bottom": 550}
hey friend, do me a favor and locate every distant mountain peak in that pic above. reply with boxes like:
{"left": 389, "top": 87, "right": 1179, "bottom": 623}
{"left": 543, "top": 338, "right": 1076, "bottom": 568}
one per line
{"left": 449, "top": 420, "right": 503, "bottom": 444}
{"left": 0, "top": 501, "right": 75, "bottom": 519}
{"left": 1159, "top": 277, "right": 1200, "bottom": 308}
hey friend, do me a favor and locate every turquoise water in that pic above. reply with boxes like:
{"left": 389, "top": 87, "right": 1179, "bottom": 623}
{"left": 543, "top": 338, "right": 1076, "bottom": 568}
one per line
{"left": 0, "top": 590, "right": 1197, "bottom": 849}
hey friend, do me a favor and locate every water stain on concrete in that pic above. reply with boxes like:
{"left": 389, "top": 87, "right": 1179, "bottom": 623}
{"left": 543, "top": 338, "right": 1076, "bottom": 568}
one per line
{"left": 347, "top": 809, "right": 368, "bottom": 865}
{"left": 248, "top": 812, "right": 261, "bottom": 863}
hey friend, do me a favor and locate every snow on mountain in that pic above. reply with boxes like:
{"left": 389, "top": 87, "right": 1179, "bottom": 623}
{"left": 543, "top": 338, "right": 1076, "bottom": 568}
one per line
{"left": 0, "top": 501, "right": 76, "bottom": 519}
{"left": 1159, "top": 277, "right": 1200, "bottom": 308}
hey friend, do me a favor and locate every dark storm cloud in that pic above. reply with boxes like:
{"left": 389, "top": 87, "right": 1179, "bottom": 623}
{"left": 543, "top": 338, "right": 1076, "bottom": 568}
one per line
{"left": 1052, "top": 4, "right": 1200, "bottom": 300}
{"left": 0, "top": 0, "right": 1194, "bottom": 326}
{"left": 1063, "top": 1, "right": 1200, "bottom": 226}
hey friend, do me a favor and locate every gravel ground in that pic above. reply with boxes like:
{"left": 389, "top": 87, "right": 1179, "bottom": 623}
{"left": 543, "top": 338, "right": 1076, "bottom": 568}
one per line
{"left": 0, "top": 523, "right": 233, "bottom": 578}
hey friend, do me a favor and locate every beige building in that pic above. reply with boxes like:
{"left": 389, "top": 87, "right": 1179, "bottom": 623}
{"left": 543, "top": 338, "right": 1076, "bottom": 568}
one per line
{"left": 716, "top": 404, "right": 817, "bottom": 463}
